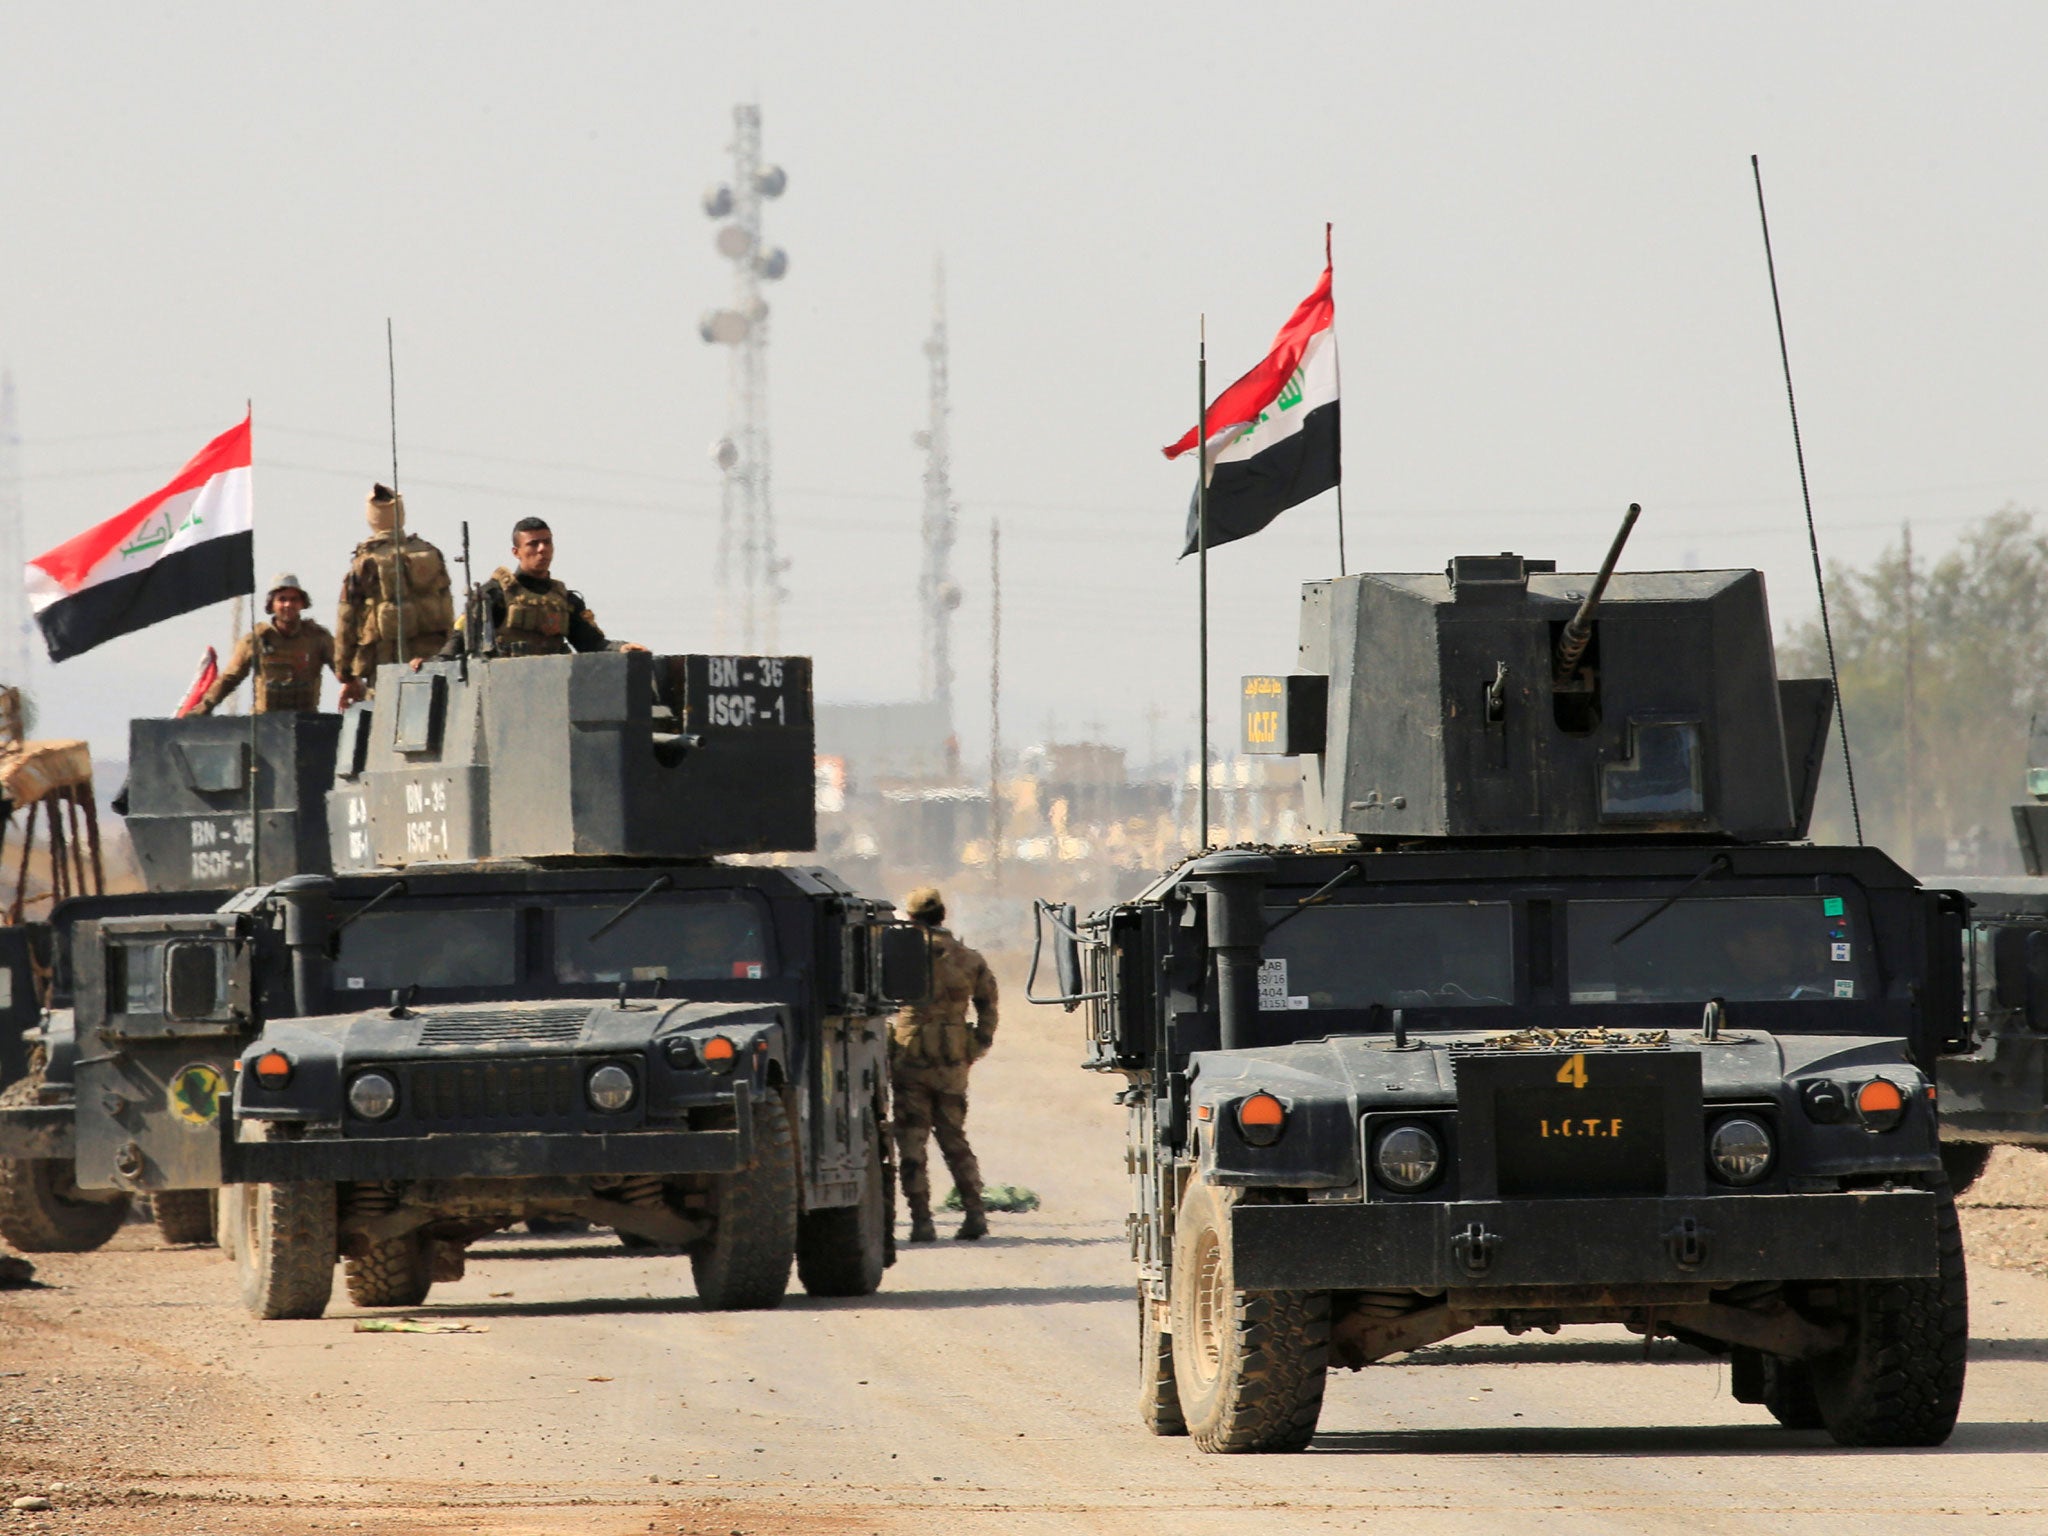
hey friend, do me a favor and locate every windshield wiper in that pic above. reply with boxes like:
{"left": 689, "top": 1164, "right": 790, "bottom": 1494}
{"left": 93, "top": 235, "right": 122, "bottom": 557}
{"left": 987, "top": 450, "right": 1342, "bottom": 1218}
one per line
{"left": 588, "top": 875, "right": 674, "bottom": 943}
{"left": 332, "top": 879, "right": 408, "bottom": 937}
{"left": 1264, "top": 863, "right": 1362, "bottom": 938}
{"left": 1610, "top": 853, "right": 1733, "bottom": 947}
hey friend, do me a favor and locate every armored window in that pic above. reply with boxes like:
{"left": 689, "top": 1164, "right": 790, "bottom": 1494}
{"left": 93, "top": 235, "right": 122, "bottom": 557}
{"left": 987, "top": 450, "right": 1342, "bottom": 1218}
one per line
{"left": 1259, "top": 901, "right": 1513, "bottom": 1011}
{"left": 334, "top": 908, "right": 518, "bottom": 992}
{"left": 552, "top": 897, "right": 772, "bottom": 987}
{"left": 110, "top": 941, "right": 165, "bottom": 1015}
{"left": 1568, "top": 895, "right": 1867, "bottom": 1004}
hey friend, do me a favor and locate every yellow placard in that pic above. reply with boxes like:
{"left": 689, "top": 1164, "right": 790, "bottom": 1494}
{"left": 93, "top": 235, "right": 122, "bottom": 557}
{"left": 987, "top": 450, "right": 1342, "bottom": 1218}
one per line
{"left": 168, "top": 1063, "right": 227, "bottom": 1127}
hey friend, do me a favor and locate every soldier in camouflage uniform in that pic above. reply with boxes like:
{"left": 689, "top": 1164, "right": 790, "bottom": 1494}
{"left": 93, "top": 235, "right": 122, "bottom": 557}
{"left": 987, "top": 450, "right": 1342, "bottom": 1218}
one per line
{"left": 334, "top": 484, "right": 455, "bottom": 702}
{"left": 890, "top": 887, "right": 999, "bottom": 1242}
{"left": 194, "top": 574, "right": 339, "bottom": 715}
{"left": 428, "top": 517, "right": 645, "bottom": 660}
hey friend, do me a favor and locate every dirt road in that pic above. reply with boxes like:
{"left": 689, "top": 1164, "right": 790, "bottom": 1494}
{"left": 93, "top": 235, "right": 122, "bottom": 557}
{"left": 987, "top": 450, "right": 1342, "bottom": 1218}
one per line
{"left": 6, "top": 971, "right": 2048, "bottom": 1534}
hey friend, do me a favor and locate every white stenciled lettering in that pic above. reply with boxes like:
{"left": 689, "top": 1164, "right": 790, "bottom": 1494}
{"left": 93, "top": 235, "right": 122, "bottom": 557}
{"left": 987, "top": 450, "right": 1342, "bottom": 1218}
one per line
{"left": 191, "top": 849, "right": 238, "bottom": 882}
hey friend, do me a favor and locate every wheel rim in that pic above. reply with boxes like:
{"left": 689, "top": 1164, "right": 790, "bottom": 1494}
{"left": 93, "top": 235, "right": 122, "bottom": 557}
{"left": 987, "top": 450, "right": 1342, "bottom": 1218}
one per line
{"left": 1190, "top": 1224, "right": 1229, "bottom": 1386}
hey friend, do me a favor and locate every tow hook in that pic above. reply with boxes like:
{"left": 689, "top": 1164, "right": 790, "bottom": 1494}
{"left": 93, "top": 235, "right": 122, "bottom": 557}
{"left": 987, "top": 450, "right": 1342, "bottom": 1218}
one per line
{"left": 1664, "top": 1215, "right": 1708, "bottom": 1269}
{"left": 1452, "top": 1221, "right": 1499, "bottom": 1276}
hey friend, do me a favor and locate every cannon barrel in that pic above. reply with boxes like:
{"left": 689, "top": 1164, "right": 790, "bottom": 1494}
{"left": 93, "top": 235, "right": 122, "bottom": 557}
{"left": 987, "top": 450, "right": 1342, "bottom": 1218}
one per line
{"left": 1554, "top": 502, "right": 1642, "bottom": 682}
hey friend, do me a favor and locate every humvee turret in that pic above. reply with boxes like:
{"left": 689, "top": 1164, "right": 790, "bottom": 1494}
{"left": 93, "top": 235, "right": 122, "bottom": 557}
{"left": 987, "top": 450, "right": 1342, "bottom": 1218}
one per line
{"left": 1036, "top": 521, "right": 1969, "bottom": 1452}
{"left": 2, "top": 652, "right": 925, "bottom": 1321}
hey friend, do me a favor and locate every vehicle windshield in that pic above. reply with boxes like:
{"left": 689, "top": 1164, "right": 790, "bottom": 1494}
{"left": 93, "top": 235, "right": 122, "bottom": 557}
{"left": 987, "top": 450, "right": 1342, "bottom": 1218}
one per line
{"left": 1568, "top": 895, "right": 1864, "bottom": 1003}
{"left": 1259, "top": 901, "right": 1513, "bottom": 1010}
{"left": 335, "top": 908, "right": 519, "bottom": 993}
{"left": 553, "top": 898, "right": 770, "bottom": 986}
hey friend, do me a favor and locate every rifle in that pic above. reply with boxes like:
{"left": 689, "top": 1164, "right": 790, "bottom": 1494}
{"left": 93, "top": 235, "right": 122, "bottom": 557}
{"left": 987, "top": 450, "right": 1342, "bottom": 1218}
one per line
{"left": 460, "top": 519, "right": 496, "bottom": 666}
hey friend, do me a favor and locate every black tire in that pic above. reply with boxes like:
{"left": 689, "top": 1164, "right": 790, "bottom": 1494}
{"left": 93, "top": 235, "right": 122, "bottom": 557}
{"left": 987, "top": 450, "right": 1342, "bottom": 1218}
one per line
{"left": 1811, "top": 1181, "right": 1968, "bottom": 1447}
{"left": 1760, "top": 1355, "right": 1824, "bottom": 1429}
{"left": 213, "top": 1187, "right": 243, "bottom": 1264}
{"left": 1139, "top": 1285, "right": 1188, "bottom": 1436}
{"left": 0, "top": 1077, "right": 128, "bottom": 1253}
{"left": 1938, "top": 1140, "right": 1993, "bottom": 1196}
{"left": 235, "top": 1175, "right": 338, "bottom": 1320}
{"left": 1167, "top": 1182, "right": 1328, "bottom": 1453}
{"left": 616, "top": 1229, "right": 661, "bottom": 1251}
{"left": 152, "top": 1189, "right": 216, "bottom": 1247}
{"left": 796, "top": 1116, "right": 888, "bottom": 1298}
{"left": 690, "top": 1092, "right": 798, "bottom": 1310}
{"left": 344, "top": 1233, "right": 434, "bottom": 1308}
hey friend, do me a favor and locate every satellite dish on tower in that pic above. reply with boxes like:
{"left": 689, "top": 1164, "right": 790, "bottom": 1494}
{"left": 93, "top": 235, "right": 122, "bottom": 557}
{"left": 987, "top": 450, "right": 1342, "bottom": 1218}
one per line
{"left": 702, "top": 184, "right": 734, "bottom": 219}
{"left": 715, "top": 224, "right": 755, "bottom": 260}
{"left": 752, "top": 165, "right": 787, "bottom": 198}
{"left": 753, "top": 248, "right": 788, "bottom": 281}
{"left": 711, "top": 438, "right": 740, "bottom": 471}
{"left": 699, "top": 309, "right": 752, "bottom": 346}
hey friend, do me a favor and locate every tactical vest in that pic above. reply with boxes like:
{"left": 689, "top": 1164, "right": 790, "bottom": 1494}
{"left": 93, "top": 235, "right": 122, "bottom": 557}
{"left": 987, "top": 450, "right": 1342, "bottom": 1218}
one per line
{"left": 889, "top": 931, "right": 984, "bottom": 1067}
{"left": 351, "top": 535, "right": 454, "bottom": 667}
{"left": 253, "top": 623, "right": 328, "bottom": 713}
{"left": 489, "top": 567, "right": 577, "bottom": 657}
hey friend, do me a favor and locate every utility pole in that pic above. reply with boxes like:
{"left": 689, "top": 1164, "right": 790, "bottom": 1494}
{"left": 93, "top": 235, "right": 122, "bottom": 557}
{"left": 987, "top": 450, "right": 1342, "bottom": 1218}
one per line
{"left": 701, "top": 104, "right": 790, "bottom": 652}
{"left": 0, "top": 372, "right": 31, "bottom": 691}
{"left": 988, "top": 518, "right": 1001, "bottom": 889}
{"left": 1901, "top": 520, "right": 1917, "bottom": 865}
{"left": 916, "top": 261, "right": 962, "bottom": 719}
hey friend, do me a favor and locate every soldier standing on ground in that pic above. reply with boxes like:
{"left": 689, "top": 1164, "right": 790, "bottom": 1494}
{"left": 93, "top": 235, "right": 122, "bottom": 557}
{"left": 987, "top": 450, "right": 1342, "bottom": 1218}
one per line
{"left": 428, "top": 517, "right": 645, "bottom": 660}
{"left": 335, "top": 484, "right": 455, "bottom": 702}
{"left": 890, "top": 887, "right": 999, "bottom": 1242}
{"left": 193, "top": 574, "right": 339, "bottom": 715}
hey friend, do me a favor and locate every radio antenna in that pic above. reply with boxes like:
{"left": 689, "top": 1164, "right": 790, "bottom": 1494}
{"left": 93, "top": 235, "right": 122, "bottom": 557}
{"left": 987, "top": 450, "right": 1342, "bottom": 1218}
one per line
{"left": 385, "top": 318, "right": 400, "bottom": 493}
{"left": 1751, "top": 155, "right": 1861, "bottom": 845}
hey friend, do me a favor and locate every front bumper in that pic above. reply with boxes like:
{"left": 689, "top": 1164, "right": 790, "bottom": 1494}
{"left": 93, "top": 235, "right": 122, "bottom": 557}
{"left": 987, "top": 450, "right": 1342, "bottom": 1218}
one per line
{"left": 221, "top": 1092, "right": 755, "bottom": 1184}
{"left": 1232, "top": 1190, "right": 1938, "bottom": 1291}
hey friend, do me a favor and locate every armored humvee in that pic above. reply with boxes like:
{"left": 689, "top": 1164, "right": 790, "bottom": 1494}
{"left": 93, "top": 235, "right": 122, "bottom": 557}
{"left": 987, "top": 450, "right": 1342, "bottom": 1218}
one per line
{"left": 1923, "top": 718, "right": 2048, "bottom": 1190}
{"left": 3, "top": 651, "right": 925, "bottom": 1319}
{"left": 1035, "top": 527, "right": 1969, "bottom": 1452}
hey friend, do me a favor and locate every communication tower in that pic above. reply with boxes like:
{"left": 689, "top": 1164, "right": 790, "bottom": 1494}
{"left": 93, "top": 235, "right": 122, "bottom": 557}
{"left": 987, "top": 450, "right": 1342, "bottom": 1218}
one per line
{"left": 0, "top": 372, "right": 30, "bottom": 689}
{"left": 700, "top": 104, "right": 790, "bottom": 652}
{"left": 913, "top": 263, "right": 962, "bottom": 712}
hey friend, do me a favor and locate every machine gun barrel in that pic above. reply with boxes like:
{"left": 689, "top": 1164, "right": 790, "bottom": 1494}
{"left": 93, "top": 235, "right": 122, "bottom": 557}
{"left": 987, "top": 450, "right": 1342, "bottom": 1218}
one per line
{"left": 1554, "top": 502, "right": 1641, "bottom": 682}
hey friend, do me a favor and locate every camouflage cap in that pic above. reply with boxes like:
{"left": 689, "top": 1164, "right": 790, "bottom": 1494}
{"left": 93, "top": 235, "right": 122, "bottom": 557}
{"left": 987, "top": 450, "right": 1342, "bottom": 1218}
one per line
{"left": 904, "top": 886, "right": 945, "bottom": 920}
{"left": 267, "top": 572, "right": 308, "bottom": 599}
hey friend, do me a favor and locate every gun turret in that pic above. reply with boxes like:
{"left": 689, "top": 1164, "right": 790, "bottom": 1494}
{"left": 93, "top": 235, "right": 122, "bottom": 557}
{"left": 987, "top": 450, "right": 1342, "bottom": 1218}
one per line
{"left": 1553, "top": 502, "right": 1640, "bottom": 685}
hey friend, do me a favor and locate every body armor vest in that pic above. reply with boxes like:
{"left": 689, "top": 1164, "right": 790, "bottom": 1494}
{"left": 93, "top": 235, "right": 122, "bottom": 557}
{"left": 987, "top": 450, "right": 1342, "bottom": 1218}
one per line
{"left": 489, "top": 567, "right": 577, "bottom": 657}
{"left": 349, "top": 535, "right": 454, "bottom": 670}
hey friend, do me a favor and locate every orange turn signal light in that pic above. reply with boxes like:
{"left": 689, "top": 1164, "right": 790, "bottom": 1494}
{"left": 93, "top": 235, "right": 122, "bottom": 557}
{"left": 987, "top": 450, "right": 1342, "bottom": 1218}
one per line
{"left": 701, "top": 1035, "right": 737, "bottom": 1072}
{"left": 1238, "top": 1092, "right": 1286, "bottom": 1128}
{"left": 253, "top": 1050, "right": 293, "bottom": 1089}
{"left": 1857, "top": 1079, "right": 1904, "bottom": 1115}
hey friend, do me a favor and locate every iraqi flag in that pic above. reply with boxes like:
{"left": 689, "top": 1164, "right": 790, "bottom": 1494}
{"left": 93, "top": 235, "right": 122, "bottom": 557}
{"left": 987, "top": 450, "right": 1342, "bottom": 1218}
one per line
{"left": 1164, "top": 264, "right": 1340, "bottom": 556}
{"left": 26, "top": 415, "right": 254, "bottom": 662}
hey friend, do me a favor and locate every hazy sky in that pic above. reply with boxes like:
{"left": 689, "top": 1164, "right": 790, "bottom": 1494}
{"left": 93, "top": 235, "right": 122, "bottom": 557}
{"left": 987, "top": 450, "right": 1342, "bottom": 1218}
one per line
{"left": 3, "top": 3, "right": 2045, "bottom": 770}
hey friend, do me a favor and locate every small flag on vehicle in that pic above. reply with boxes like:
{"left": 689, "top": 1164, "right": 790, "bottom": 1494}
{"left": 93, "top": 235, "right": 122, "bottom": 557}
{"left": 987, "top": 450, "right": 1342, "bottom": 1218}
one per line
{"left": 1164, "top": 263, "right": 1340, "bottom": 556}
{"left": 174, "top": 647, "right": 219, "bottom": 717}
{"left": 25, "top": 414, "right": 255, "bottom": 662}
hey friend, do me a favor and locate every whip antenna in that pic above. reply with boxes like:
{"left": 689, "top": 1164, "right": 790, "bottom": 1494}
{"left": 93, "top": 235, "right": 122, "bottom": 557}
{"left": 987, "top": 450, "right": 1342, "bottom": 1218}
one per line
{"left": 385, "top": 318, "right": 399, "bottom": 493}
{"left": 1751, "top": 155, "right": 1861, "bottom": 845}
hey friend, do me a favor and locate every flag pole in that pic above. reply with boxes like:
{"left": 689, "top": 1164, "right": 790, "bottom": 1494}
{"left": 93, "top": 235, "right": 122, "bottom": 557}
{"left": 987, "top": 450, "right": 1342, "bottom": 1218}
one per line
{"left": 246, "top": 399, "right": 261, "bottom": 887}
{"left": 1197, "top": 315, "right": 1210, "bottom": 851}
{"left": 1328, "top": 222, "right": 1346, "bottom": 577}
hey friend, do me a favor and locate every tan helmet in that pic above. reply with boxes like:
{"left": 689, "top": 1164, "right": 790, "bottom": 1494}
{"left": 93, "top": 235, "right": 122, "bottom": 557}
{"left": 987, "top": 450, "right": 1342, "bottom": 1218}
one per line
{"left": 904, "top": 886, "right": 945, "bottom": 924}
{"left": 265, "top": 573, "right": 309, "bottom": 613}
{"left": 366, "top": 483, "right": 405, "bottom": 536}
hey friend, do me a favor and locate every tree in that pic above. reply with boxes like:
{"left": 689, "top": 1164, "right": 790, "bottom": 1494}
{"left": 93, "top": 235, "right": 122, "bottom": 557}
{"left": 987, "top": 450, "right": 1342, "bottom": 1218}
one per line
{"left": 1780, "top": 508, "right": 2048, "bottom": 869}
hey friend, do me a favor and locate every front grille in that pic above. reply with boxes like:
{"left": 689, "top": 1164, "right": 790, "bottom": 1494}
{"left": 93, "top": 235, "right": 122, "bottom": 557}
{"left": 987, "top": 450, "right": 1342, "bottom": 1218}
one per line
{"left": 404, "top": 1057, "right": 583, "bottom": 1123}
{"left": 417, "top": 1006, "right": 592, "bottom": 1045}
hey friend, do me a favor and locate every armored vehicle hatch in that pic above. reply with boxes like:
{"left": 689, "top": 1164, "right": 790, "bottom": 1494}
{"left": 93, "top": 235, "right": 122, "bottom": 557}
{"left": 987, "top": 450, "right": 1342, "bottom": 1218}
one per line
{"left": 124, "top": 713, "right": 340, "bottom": 890}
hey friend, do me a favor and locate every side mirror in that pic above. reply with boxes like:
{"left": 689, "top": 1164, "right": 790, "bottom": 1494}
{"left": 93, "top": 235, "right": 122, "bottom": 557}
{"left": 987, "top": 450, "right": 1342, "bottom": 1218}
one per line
{"left": 874, "top": 924, "right": 932, "bottom": 1006}
{"left": 1026, "top": 900, "right": 1103, "bottom": 1012}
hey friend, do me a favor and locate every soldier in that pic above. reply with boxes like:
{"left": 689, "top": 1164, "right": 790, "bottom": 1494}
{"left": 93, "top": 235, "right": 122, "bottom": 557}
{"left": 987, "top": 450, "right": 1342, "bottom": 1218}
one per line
{"left": 889, "top": 886, "right": 999, "bottom": 1242}
{"left": 193, "top": 574, "right": 339, "bottom": 715}
{"left": 429, "top": 517, "right": 645, "bottom": 660}
{"left": 335, "top": 484, "right": 455, "bottom": 702}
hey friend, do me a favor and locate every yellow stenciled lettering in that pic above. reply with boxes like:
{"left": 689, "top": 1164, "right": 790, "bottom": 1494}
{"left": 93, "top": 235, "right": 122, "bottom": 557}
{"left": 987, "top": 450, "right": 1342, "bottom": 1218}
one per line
{"left": 1581, "top": 1118, "right": 1599, "bottom": 1137}
{"left": 1556, "top": 1053, "right": 1589, "bottom": 1090}
{"left": 1609, "top": 1118, "right": 1623, "bottom": 1137}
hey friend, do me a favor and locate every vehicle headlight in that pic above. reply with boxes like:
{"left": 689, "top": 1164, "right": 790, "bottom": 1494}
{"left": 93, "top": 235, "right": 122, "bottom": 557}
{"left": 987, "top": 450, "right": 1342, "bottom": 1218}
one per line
{"left": 347, "top": 1071, "right": 398, "bottom": 1122}
{"left": 1708, "top": 1115, "right": 1774, "bottom": 1184}
{"left": 661, "top": 1036, "right": 698, "bottom": 1068}
{"left": 587, "top": 1062, "right": 637, "bottom": 1113}
{"left": 1373, "top": 1124, "right": 1443, "bottom": 1192}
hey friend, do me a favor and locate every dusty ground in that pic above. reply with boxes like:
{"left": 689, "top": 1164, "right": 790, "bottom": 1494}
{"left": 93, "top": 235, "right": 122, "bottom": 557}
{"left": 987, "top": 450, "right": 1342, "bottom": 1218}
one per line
{"left": 5, "top": 964, "right": 2048, "bottom": 1535}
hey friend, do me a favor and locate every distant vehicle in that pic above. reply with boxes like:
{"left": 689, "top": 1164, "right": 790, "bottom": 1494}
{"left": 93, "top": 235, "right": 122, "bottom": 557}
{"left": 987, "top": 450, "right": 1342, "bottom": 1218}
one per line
{"left": 0, "top": 651, "right": 926, "bottom": 1318}
{"left": 1035, "top": 523, "right": 1970, "bottom": 1451}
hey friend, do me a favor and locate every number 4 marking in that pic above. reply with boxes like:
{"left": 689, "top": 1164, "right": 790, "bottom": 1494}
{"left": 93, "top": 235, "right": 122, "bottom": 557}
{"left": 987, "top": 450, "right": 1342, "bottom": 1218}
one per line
{"left": 1556, "top": 1054, "right": 1589, "bottom": 1090}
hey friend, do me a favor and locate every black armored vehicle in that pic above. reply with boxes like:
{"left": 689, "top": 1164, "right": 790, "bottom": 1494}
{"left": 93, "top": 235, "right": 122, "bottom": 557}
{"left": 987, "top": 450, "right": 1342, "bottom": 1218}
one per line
{"left": 4, "top": 651, "right": 923, "bottom": 1319}
{"left": 1037, "top": 526, "right": 1969, "bottom": 1453}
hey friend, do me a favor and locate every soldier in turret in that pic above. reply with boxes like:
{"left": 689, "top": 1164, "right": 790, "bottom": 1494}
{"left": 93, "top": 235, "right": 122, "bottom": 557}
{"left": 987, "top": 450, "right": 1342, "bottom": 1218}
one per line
{"left": 335, "top": 484, "right": 455, "bottom": 702}
{"left": 193, "top": 574, "right": 339, "bottom": 715}
{"left": 889, "top": 886, "right": 999, "bottom": 1242}
{"left": 430, "top": 517, "right": 644, "bottom": 660}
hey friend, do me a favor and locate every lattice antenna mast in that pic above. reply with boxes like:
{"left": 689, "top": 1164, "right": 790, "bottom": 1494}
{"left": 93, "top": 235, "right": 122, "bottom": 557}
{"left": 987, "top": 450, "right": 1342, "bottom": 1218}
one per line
{"left": 0, "top": 372, "right": 29, "bottom": 690}
{"left": 701, "top": 104, "right": 790, "bottom": 651}
{"left": 915, "top": 261, "right": 961, "bottom": 710}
